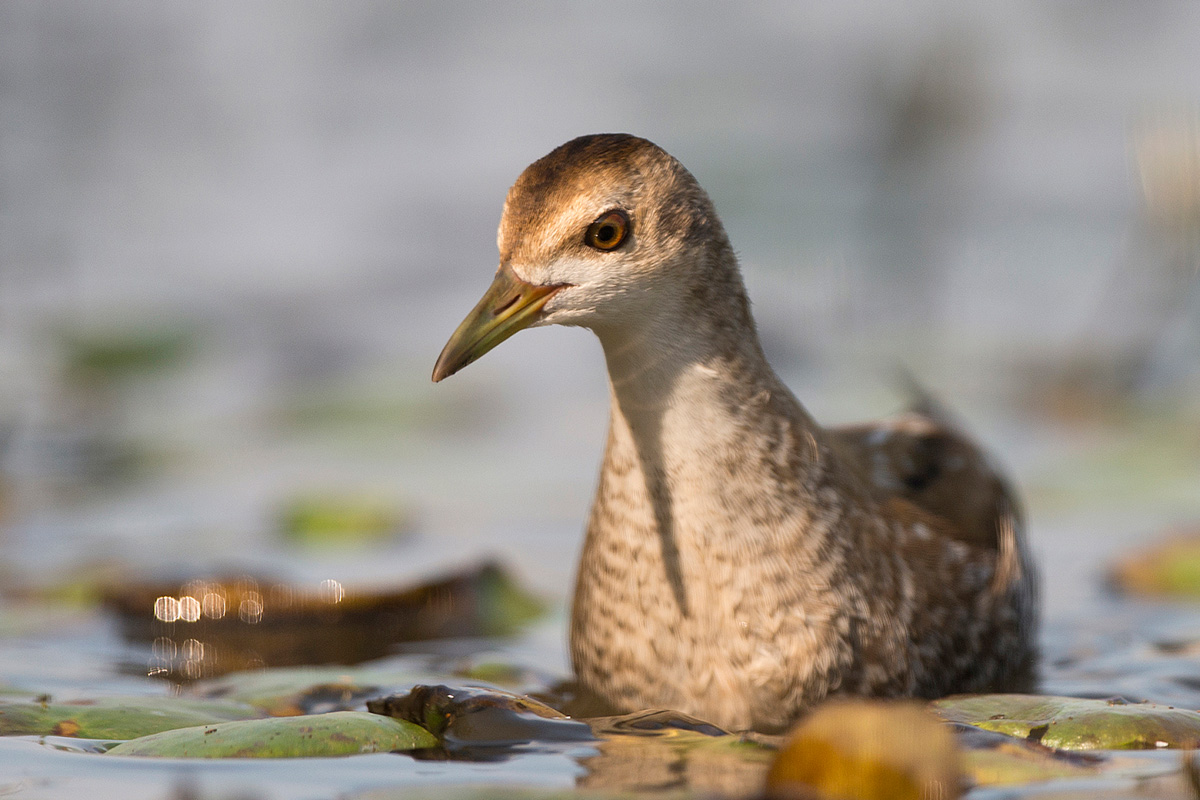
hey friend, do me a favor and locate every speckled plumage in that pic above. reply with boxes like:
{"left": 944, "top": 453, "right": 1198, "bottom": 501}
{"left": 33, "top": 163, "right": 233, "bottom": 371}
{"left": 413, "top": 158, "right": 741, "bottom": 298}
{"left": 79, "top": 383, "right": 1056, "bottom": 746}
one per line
{"left": 438, "top": 134, "right": 1038, "bottom": 733}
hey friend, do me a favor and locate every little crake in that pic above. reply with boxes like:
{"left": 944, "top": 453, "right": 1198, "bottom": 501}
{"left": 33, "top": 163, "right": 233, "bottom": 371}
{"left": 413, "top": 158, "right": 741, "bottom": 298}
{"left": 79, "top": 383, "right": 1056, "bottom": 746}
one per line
{"left": 433, "top": 134, "right": 1038, "bottom": 733}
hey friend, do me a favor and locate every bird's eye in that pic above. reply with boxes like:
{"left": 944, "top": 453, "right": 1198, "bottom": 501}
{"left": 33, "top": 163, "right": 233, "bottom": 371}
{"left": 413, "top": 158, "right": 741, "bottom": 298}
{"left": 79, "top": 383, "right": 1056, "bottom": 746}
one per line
{"left": 585, "top": 210, "right": 630, "bottom": 251}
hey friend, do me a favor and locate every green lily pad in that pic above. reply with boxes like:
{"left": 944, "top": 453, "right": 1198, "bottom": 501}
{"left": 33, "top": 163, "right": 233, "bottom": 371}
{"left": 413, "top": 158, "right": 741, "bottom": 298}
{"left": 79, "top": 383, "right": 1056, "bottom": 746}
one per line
{"left": 476, "top": 566, "right": 546, "bottom": 636}
{"left": 190, "top": 663, "right": 464, "bottom": 717}
{"left": 59, "top": 324, "right": 197, "bottom": 383}
{"left": 0, "top": 696, "right": 259, "bottom": 739}
{"left": 452, "top": 660, "right": 531, "bottom": 687}
{"left": 279, "top": 494, "right": 408, "bottom": 546}
{"left": 1110, "top": 533, "right": 1200, "bottom": 598}
{"left": 105, "top": 711, "right": 435, "bottom": 758}
{"left": 934, "top": 694, "right": 1200, "bottom": 750}
{"left": 190, "top": 666, "right": 412, "bottom": 716}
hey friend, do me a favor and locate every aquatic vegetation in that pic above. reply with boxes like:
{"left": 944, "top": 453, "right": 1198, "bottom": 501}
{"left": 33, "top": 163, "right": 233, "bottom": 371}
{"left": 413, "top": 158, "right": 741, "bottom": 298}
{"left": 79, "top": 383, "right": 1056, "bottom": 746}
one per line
{"left": 1111, "top": 532, "right": 1200, "bottom": 598}
{"left": 57, "top": 324, "right": 199, "bottom": 384}
{"left": 935, "top": 694, "right": 1200, "bottom": 750}
{"left": 106, "top": 711, "right": 435, "bottom": 758}
{"left": 0, "top": 695, "right": 258, "bottom": 739}
{"left": 103, "top": 563, "right": 546, "bottom": 681}
{"left": 193, "top": 666, "right": 395, "bottom": 716}
{"left": 369, "top": 684, "right": 594, "bottom": 747}
{"left": 955, "top": 725, "right": 1101, "bottom": 786}
{"left": 278, "top": 492, "right": 409, "bottom": 547}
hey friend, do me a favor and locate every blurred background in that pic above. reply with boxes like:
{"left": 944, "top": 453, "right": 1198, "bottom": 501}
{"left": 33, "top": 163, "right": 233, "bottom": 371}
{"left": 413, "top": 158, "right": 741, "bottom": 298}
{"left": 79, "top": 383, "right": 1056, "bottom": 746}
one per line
{"left": 2, "top": 1, "right": 1199, "bottom": 620}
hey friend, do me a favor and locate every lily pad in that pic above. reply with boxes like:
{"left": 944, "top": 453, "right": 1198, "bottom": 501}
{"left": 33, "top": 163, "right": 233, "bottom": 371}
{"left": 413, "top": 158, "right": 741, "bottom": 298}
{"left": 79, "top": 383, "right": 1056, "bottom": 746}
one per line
{"left": 452, "top": 660, "right": 535, "bottom": 687}
{"left": 0, "top": 696, "right": 258, "bottom": 739}
{"left": 59, "top": 324, "right": 197, "bottom": 383}
{"left": 1110, "top": 533, "right": 1200, "bottom": 598}
{"left": 105, "top": 711, "right": 435, "bottom": 758}
{"left": 279, "top": 493, "right": 408, "bottom": 547}
{"left": 192, "top": 666, "right": 412, "bottom": 716}
{"left": 934, "top": 694, "right": 1200, "bottom": 750}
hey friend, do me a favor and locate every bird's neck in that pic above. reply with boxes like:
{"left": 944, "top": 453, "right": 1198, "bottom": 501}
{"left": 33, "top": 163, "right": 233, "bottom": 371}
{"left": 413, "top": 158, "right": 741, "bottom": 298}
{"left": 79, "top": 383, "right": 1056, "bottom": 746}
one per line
{"left": 597, "top": 299, "right": 782, "bottom": 444}
{"left": 593, "top": 251, "right": 782, "bottom": 423}
{"left": 572, "top": 256, "right": 860, "bottom": 715}
{"left": 588, "top": 259, "right": 829, "bottom": 579}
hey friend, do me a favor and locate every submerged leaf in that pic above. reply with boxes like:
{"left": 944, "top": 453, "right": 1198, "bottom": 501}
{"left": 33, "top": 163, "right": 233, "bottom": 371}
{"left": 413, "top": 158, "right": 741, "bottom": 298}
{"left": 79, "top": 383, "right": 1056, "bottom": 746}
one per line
{"left": 105, "top": 711, "right": 435, "bottom": 758}
{"left": 368, "top": 684, "right": 592, "bottom": 747}
{"left": 580, "top": 714, "right": 771, "bottom": 798}
{"left": 962, "top": 746, "right": 1098, "bottom": 786}
{"left": 953, "top": 724, "right": 1102, "bottom": 786}
{"left": 934, "top": 694, "right": 1200, "bottom": 750}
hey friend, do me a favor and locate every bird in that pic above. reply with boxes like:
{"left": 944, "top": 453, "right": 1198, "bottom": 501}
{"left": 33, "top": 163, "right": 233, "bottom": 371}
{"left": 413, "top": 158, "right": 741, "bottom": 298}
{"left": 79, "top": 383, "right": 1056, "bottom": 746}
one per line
{"left": 432, "top": 134, "right": 1038, "bottom": 733}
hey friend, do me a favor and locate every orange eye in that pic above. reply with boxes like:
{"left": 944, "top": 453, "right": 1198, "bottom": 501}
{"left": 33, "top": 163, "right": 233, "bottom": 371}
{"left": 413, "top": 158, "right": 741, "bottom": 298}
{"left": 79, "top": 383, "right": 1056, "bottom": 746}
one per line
{"left": 585, "top": 210, "right": 630, "bottom": 251}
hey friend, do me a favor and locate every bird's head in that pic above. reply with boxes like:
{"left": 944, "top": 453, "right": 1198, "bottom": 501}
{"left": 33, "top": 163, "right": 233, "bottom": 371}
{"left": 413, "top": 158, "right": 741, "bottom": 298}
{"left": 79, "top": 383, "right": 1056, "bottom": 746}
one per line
{"left": 432, "top": 133, "right": 728, "bottom": 382}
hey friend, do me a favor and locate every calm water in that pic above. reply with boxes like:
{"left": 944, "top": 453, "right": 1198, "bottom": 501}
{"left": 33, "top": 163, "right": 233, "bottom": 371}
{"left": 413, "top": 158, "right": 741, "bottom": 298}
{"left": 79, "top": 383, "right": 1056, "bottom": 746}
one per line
{"left": 3, "top": 2, "right": 1200, "bottom": 797}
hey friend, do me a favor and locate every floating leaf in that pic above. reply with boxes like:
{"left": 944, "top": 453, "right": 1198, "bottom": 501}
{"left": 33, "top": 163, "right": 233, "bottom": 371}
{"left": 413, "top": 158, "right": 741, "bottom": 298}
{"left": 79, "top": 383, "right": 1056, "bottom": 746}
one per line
{"left": 105, "top": 711, "right": 435, "bottom": 758}
{"left": 934, "top": 694, "right": 1200, "bottom": 750}
{"left": 104, "top": 563, "right": 544, "bottom": 681}
{"left": 192, "top": 666, "right": 413, "bottom": 716}
{"left": 452, "top": 660, "right": 533, "bottom": 688}
{"left": 766, "top": 699, "right": 961, "bottom": 800}
{"left": 59, "top": 324, "right": 197, "bottom": 383}
{"left": 1110, "top": 533, "right": 1200, "bottom": 598}
{"left": 279, "top": 493, "right": 408, "bottom": 547}
{"left": 475, "top": 566, "right": 546, "bottom": 636}
{"left": 0, "top": 696, "right": 258, "bottom": 739}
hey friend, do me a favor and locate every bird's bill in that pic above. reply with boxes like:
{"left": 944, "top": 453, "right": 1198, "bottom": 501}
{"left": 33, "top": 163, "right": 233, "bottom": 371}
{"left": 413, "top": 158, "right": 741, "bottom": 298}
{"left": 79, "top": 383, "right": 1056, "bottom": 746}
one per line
{"left": 432, "top": 264, "right": 566, "bottom": 382}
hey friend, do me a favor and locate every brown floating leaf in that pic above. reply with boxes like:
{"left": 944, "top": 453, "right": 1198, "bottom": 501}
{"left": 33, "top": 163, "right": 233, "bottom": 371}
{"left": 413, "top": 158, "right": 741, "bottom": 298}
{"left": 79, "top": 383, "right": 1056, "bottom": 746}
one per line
{"left": 102, "top": 562, "right": 543, "bottom": 681}
{"left": 765, "top": 699, "right": 961, "bottom": 800}
{"left": 51, "top": 719, "right": 81, "bottom": 736}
